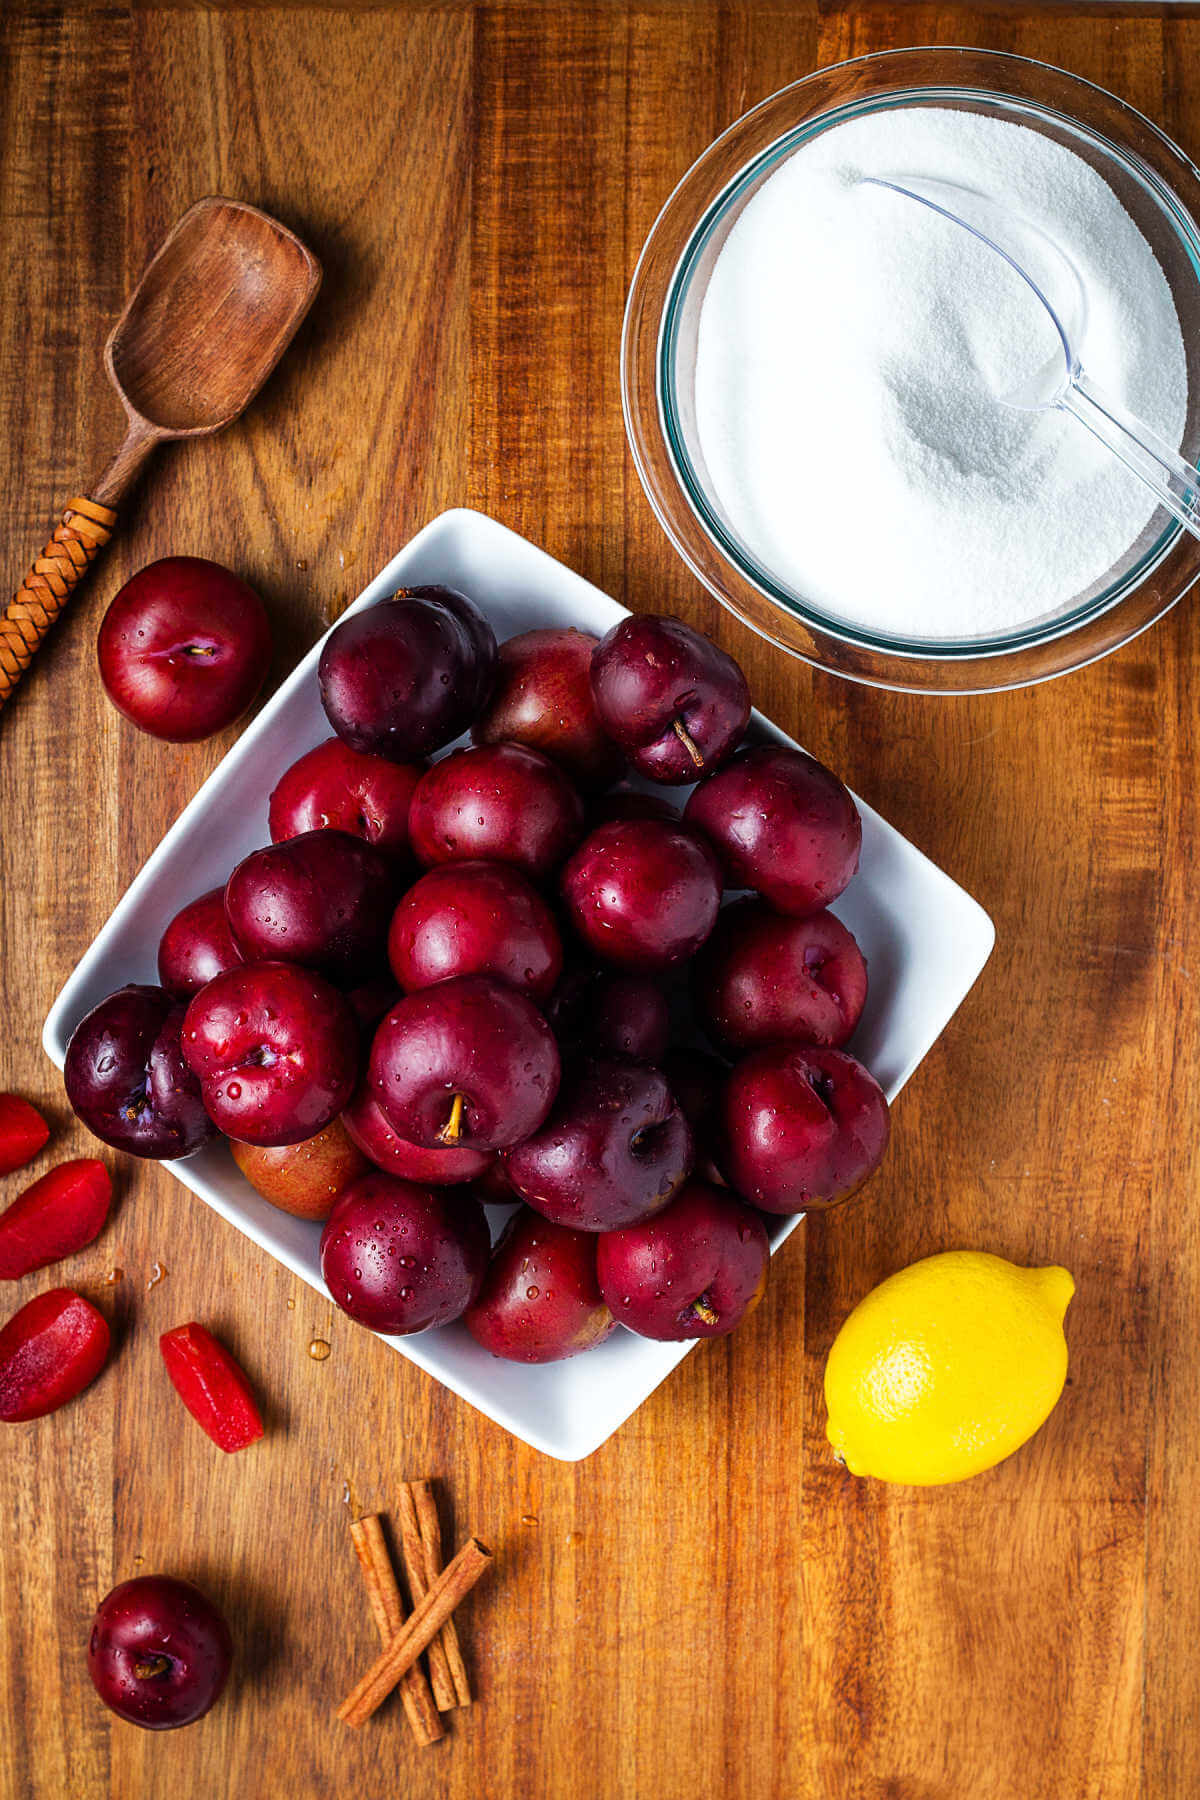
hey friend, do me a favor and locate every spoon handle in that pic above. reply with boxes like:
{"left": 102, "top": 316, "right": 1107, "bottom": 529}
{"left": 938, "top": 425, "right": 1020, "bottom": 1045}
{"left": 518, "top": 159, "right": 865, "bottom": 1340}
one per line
{"left": 1061, "top": 373, "right": 1200, "bottom": 543}
{"left": 0, "top": 497, "right": 117, "bottom": 711}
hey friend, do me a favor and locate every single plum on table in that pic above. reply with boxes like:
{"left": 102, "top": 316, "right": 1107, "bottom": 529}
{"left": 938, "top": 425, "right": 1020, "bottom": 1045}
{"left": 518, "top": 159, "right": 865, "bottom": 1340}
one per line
{"left": 320, "top": 1173, "right": 490, "bottom": 1334}
{"left": 87, "top": 1575, "right": 233, "bottom": 1730}
{"left": 596, "top": 1179, "right": 769, "bottom": 1340}
{"left": 182, "top": 962, "right": 359, "bottom": 1147}
{"left": 97, "top": 557, "right": 271, "bottom": 743}
{"left": 64, "top": 985, "right": 215, "bottom": 1160}
{"left": 589, "top": 614, "right": 750, "bottom": 783}
{"left": 684, "top": 745, "right": 861, "bottom": 917}
{"left": 719, "top": 1044, "right": 889, "bottom": 1214}
{"left": 465, "top": 1208, "right": 615, "bottom": 1363}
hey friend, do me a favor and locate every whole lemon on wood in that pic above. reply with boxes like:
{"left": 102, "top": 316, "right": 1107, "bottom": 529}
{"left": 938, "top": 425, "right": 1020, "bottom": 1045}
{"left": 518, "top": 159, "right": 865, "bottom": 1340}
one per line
{"left": 824, "top": 1250, "right": 1075, "bottom": 1485}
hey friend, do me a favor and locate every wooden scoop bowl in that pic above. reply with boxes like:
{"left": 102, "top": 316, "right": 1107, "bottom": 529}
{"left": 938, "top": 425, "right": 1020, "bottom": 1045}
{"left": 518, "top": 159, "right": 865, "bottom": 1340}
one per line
{"left": 0, "top": 196, "right": 320, "bottom": 711}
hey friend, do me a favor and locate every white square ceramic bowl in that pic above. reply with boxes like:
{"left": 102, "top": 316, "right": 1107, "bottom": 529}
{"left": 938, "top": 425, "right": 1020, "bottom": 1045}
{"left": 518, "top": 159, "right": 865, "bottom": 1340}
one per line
{"left": 43, "top": 509, "right": 994, "bottom": 1460}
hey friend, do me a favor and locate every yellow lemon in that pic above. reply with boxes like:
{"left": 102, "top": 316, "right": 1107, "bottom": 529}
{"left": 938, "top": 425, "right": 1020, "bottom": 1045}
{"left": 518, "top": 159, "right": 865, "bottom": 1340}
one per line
{"left": 824, "top": 1251, "right": 1074, "bottom": 1485}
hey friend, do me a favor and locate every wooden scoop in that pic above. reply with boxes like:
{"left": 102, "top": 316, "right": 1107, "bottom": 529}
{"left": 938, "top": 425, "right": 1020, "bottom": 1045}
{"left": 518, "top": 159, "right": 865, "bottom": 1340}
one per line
{"left": 0, "top": 196, "right": 320, "bottom": 711}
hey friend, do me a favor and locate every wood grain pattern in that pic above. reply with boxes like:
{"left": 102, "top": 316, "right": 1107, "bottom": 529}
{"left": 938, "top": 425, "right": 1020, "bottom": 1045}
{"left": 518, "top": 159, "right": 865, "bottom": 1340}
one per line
{"left": 1, "top": 4, "right": 1198, "bottom": 1797}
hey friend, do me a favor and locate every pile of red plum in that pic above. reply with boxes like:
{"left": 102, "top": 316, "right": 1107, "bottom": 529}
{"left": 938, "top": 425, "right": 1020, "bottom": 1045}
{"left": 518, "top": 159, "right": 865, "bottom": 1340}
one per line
{"left": 66, "top": 579, "right": 890, "bottom": 1363}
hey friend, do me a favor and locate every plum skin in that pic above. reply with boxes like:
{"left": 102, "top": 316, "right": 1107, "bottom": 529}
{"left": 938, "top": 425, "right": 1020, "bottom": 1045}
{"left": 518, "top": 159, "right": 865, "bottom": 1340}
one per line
{"left": 465, "top": 1208, "right": 615, "bottom": 1363}
{"left": 589, "top": 613, "right": 751, "bottom": 784}
{"left": 229, "top": 1117, "right": 369, "bottom": 1221}
{"left": 182, "top": 962, "right": 359, "bottom": 1148}
{"left": 342, "top": 1086, "right": 492, "bottom": 1185}
{"left": 319, "top": 1174, "right": 490, "bottom": 1334}
{"left": 596, "top": 1180, "right": 769, "bottom": 1340}
{"left": 408, "top": 742, "right": 585, "bottom": 880}
{"left": 693, "top": 899, "right": 868, "bottom": 1053}
{"left": 719, "top": 1044, "right": 890, "bottom": 1213}
{"left": 87, "top": 1575, "right": 233, "bottom": 1731}
{"left": 224, "top": 828, "right": 395, "bottom": 981}
{"left": 472, "top": 627, "right": 624, "bottom": 791}
{"left": 387, "top": 859, "right": 563, "bottom": 1001}
{"left": 157, "top": 888, "right": 243, "bottom": 999}
{"left": 504, "top": 1056, "right": 693, "bottom": 1232}
{"left": 97, "top": 557, "right": 271, "bottom": 744}
{"left": 684, "top": 744, "right": 861, "bottom": 917}
{"left": 64, "top": 985, "right": 215, "bottom": 1160}
{"left": 560, "top": 819, "right": 723, "bottom": 972}
{"left": 369, "top": 975, "right": 561, "bottom": 1152}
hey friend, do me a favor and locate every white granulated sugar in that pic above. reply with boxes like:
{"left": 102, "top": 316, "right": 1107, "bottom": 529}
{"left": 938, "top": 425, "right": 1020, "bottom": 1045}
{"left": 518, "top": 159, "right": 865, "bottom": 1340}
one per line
{"left": 693, "top": 106, "right": 1188, "bottom": 640}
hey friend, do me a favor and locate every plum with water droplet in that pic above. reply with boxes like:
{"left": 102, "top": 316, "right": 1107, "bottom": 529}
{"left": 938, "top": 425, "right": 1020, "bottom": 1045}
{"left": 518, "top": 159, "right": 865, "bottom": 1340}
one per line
{"left": 320, "top": 1173, "right": 489, "bottom": 1333}
{"left": 319, "top": 584, "right": 495, "bottom": 760}
{"left": 719, "top": 1044, "right": 889, "bottom": 1213}
{"left": 181, "top": 963, "right": 358, "bottom": 1147}
{"left": 692, "top": 898, "right": 867, "bottom": 1053}
{"left": 504, "top": 1057, "right": 692, "bottom": 1231}
{"left": 64, "top": 985, "right": 215, "bottom": 1159}
{"left": 596, "top": 1179, "right": 768, "bottom": 1340}
{"left": 465, "top": 1207, "right": 615, "bottom": 1362}
{"left": 589, "top": 614, "right": 750, "bottom": 783}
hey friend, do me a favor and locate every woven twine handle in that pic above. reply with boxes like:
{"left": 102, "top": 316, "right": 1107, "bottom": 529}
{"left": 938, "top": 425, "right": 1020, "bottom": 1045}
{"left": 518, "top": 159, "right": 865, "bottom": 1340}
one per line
{"left": 0, "top": 496, "right": 117, "bottom": 709}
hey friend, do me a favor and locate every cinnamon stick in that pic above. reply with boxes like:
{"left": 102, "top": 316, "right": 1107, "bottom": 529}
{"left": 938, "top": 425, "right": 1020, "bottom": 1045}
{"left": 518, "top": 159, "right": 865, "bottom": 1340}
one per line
{"left": 338, "top": 1537, "right": 492, "bottom": 1729}
{"left": 349, "top": 1513, "right": 443, "bottom": 1745}
{"left": 413, "top": 1479, "right": 472, "bottom": 1707}
{"left": 396, "top": 1484, "right": 458, "bottom": 1711}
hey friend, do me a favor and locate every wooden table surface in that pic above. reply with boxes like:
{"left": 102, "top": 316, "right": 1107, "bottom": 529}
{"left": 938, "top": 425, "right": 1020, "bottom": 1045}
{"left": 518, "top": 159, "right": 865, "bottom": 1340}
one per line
{"left": 2, "top": 3, "right": 1198, "bottom": 1796}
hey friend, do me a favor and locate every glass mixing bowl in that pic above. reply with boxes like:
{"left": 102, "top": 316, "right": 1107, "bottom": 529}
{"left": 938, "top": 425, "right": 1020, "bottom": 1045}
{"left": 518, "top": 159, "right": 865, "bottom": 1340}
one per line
{"left": 621, "top": 47, "right": 1200, "bottom": 693}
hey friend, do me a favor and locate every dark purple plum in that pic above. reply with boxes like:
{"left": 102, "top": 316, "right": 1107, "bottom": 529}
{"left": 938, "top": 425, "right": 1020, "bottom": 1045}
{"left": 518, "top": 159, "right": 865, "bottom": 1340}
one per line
{"left": 504, "top": 1056, "right": 692, "bottom": 1232}
{"left": 319, "top": 1173, "right": 490, "bottom": 1334}
{"left": 560, "top": 819, "right": 721, "bottom": 971}
{"left": 157, "top": 888, "right": 243, "bottom": 999}
{"left": 318, "top": 586, "right": 494, "bottom": 761}
{"left": 387, "top": 860, "right": 562, "bottom": 1001}
{"left": 590, "top": 613, "right": 750, "bottom": 783}
{"left": 224, "top": 828, "right": 394, "bottom": 980}
{"left": 87, "top": 1575, "right": 233, "bottom": 1731}
{"left": 409, "top": 742, "right": 585, "bottom": 880}
{"left": 719, "top": 1044, "right": 889, "bottom": 1213}
{"left": 64, "top": 985, "right": 215, "bottom": 1160}
{"left": 693, "top": 899, "right": 867, "bottom": 1052}
{"left": 684, "top": 745, "right": 861, "bottom": 917}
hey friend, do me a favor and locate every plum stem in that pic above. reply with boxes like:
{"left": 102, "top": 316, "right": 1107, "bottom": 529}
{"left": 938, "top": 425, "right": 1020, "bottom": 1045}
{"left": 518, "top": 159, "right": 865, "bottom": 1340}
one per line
{"left": 439, "top": 1092, "right": 466, "bottom": 1145}
{"left": 672, "top": 717, "right": 705, "bottom": 769}
{"left": 133, "top": 1654, "right": 172, "bottom": 1681}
